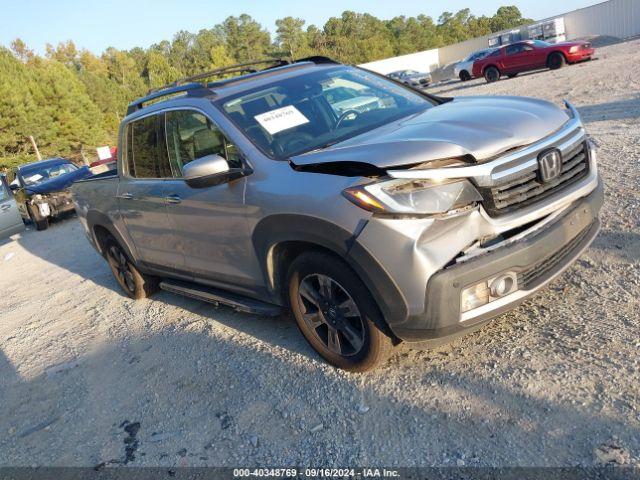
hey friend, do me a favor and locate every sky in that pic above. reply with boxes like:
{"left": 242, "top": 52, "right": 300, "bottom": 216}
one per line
{"left": 1, "top": 0, "right": 602, "bottom": 55}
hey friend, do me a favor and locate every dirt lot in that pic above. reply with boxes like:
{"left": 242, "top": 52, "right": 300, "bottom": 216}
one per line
{"left": 1, "top": 39, "right": 639, "bottom": 468}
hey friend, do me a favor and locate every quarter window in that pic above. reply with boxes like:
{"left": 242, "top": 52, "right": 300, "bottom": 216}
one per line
{"left": 164, "top": 110, "right": 242, "bottom": 176}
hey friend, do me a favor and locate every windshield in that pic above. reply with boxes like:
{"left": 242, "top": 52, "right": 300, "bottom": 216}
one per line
{"left": 468, "top": 49, "right": 494, "bottom": 61}
{"left": 20, "top": 160, "right": 78, "bottom": 186}
{"left": 531, "top": 40, "right": 551, "bottom": 48}
{"left": 218, "top": 66, "right": 434, "bottom": 159}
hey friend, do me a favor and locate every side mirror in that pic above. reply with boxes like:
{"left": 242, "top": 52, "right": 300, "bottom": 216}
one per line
{"left": 183, "top": 154, "right": 253, "bottom": 188}
{"left": 9, "top": 182, "right": 19, "bottom": 191}
{"left": 183, "top": 154, "right": 235, "bottom": 188}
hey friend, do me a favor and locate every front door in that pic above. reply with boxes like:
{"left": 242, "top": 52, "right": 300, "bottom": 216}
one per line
{"left": 0, "top": 175, "right": 24, "bottom": 239}
{"left": 119, "top": 113, "right": 182, "bottom": 270}
{"left": 161, "top": 109, "right": 262, "bottom": 292}
{"left": 504, "top": 44, "right": 530, "bottom": 72}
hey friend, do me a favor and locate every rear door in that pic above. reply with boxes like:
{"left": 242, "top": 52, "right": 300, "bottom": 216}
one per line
{"left": 0, "top": 175, "right": 25, "bottom": 239}
{"left": 161, "top": 109, "right": 262, "bottom": 291}
{"left": 118, "top": 114, "right": 183, "bottom": 271}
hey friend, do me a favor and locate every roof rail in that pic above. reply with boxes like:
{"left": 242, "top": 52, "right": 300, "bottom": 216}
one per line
{"left": 126, "top": 83, "right": 210, "bottom": 115}
{"left": 126, "top": 56, "right": 340, "bottom": 115}
{"left": 149, "top": 59, "right": 290, "bottom": 93}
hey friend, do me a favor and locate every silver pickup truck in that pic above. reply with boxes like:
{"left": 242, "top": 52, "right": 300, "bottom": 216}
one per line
{"left": 72, "top": 57, "right": 603, "bottom": 371}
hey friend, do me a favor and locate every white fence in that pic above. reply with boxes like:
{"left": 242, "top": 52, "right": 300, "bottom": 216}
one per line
{"left": 360, "top": 0, "right": 640, "bottom": 75}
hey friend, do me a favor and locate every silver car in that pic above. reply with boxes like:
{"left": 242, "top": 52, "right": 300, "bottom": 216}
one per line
{"left": 387, "top": 69, "right": 432, "bottom": 88}
{"left": 73, "top": 58, "right": 603, "bottom": 371}
{"left": 0, "top": 174, "right": 25, "bottom": 239}
{"left": 454, "top": 48, "right": 498, "bottom": 81}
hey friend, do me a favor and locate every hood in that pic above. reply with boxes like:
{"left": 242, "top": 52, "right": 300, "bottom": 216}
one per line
{"left": 26, "top": 166, "right": 92, "bottom": 195}
{"left": 290, "top": 96, "right": 570, "bottom": 169}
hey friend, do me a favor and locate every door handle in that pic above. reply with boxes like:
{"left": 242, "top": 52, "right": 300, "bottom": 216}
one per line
{"left": 164, "top": 194, "right": 182, "bottom": 204}
{"left": 0, "top": 204, "right": 10, "bottom": 211}
{"left": 119, "top": 192, "right": 134, "bottom": 200}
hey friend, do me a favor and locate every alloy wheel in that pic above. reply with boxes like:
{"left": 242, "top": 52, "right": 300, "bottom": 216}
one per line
{"left": 297, "top": 274, "right": 365, "bottom": 357}
{"left": 108, "top": 245, "right": 136, "bottom": 293}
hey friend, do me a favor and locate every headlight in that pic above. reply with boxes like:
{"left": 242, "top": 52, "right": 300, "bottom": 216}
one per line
{"left": 569, "top": 46, "right": 579, "bottom": 53}
{"left": 343, "top": 178, "right": 482, "bottom": 216}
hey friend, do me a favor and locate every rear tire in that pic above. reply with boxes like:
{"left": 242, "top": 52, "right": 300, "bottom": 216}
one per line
{"left": 484, "top": 66, "right": 500, "bottom": 83}
{"left": 459, "top": 71, "right": 471, "bottom": 82}
{"left": 547, "top": 52, "right": 566, "bottom": 70}
{"left": 27, "top": 204, "right": 49, "bottom": 231}
{"left": 287, "top": 252, "right": 394, "bottom": 371}
{"left": 105, "top": 238, "right": 158, "bottom": 299}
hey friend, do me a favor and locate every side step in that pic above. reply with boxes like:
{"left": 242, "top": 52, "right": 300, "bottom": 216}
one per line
{"left": 159, "top": 279, "right": 283, "bottom": 317}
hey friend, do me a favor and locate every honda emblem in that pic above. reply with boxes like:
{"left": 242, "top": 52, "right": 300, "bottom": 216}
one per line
{"left": 538, "top": 149, "right": 562, "bottom": 183}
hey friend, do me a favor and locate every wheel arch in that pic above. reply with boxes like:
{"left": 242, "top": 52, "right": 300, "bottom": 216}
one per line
{"left": 482, "top": 64, "right": 500, "bottom": 75}
{"left": 252, "top": 214, "right": 408, "bottom": 330}
{"left": 86, "top": 210, "right": 137, "bottom": 263}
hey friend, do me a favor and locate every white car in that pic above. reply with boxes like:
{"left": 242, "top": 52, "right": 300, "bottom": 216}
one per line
{"left": 454, "top": 48, "right": 497, "bottom": 81}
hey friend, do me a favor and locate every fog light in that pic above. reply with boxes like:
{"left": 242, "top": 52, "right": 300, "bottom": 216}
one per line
{"left": 460, "top": 271, "right": 519, "bottom": 313}
{"left": 489, "top": 272, "right": 518, "bottom": 298}
{"left": 461, "top": 282, "right": 490, "bottom": 313}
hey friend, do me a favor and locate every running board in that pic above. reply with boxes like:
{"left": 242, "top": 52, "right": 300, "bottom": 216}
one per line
{"left": 159, "top": 280, "right": 283, "bottom": 316}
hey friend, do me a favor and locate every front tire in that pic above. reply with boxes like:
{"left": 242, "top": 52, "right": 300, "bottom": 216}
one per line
{"left": 484, "top": 66, "right": 500, "bottom": 83}
{"left": 459, "top": 70, "right": 471, "bottom": 81}
{"left": 105, "top": 239, "right": 158, "bottom": 299}
{"left": 287, "top": 252, "right": 394, "bottom": 371}
{"left": 547, "top": 52, "right": 566, "bottom": 70}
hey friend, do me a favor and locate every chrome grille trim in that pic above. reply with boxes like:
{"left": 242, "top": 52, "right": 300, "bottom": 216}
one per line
{"left": 480, "top": 141, "right": 590, "bottom": 215}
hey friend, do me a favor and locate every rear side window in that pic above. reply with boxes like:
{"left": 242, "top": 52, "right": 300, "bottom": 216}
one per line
{"left": 125, "top": 115, "right": 171, "bottom": 178}
{"left": 164, "top": 110, "right": 242, "bottom": 176}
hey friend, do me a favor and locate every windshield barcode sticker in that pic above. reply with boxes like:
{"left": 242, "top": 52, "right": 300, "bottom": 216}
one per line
{"left": 254, "top": 105, "right": 309, "bottom": 135}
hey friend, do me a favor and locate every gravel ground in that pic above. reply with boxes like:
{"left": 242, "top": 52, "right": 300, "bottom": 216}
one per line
{"left": 1, "top": 39, "right": 639, "bottom": 468}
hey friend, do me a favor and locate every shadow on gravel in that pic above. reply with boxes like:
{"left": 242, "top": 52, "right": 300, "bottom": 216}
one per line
{"left": 578, "top": 97, "right": 640, "bottom": 124}
{"left": 1, "top": 323, "right": 638, "bottom": 466}
{"left": 589, "top": 229, "right": 640, "bottom": 261}
{"left": 153, "top": 289, "right": 317, "bottom": 361}
{"left": 432, "top": 69, "right": 551, "bottom": 95}
{"left": 7, "top": 217, "right": 124, "bottom": 294}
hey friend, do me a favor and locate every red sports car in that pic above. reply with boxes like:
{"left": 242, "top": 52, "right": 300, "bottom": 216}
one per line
{"left": 472, "top": 39, "right": 595, "bottom": 83}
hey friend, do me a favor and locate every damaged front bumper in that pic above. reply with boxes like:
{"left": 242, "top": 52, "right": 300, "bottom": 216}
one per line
{"left": 29, "top": 190, "right": 75, "bottom": 218}
{"left": 395, "top": 179, "right": 603, "bottom": 343}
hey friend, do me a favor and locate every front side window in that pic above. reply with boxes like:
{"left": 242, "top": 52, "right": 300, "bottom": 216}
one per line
{"left": 506, "top": 44, "right": 524, "bottom": 55}
{"left": 164, "top": 110, "right": 242, "bottom": 176}
{"left": 218, "top": 66, "right": 434, "bottom": 159}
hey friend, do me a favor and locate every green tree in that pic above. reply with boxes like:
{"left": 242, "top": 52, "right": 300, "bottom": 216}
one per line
{"left": 275, "top": 17, "right": 308, "bottom": 60}
{"left": 219, "top": 14, "right": 272, "bottom": 62}
{"left": 490, "top": 6, "right": 533, "bottom": 32}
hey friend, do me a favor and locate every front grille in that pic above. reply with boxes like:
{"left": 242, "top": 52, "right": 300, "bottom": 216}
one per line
{"left": 480, "top": 141, "right": 590, "bottom": 216}
{"left": 517, "top": 223, "right": 593, "bottom": 289}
